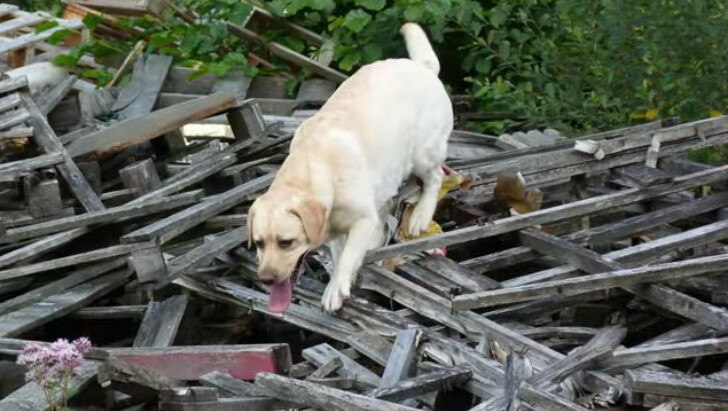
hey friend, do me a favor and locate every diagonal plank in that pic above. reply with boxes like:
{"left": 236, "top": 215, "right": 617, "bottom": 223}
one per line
{"left": 0, "top": 268, "right": 131, "bottom": 337}
{"left": 452, "top": 253, "right": 728, "bottom": 309}
{"left": 510, "top": 228, "right": 728, "bottom": 330}
{"left": 366, "top": 165, "right": 728, "bottom": 262}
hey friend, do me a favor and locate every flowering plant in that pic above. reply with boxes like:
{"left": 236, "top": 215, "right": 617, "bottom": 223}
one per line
{"left": 17, "top": 337, "right": 93, "bottom": 411}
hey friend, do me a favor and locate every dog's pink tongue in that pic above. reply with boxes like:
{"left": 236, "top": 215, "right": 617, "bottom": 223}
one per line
{"left": 268, "top": 278, "right": 292, "bottom": 313}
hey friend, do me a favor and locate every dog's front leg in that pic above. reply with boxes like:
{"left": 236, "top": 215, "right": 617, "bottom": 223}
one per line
{"left": 321, "top": 217, "right": 379, "bottom": 312}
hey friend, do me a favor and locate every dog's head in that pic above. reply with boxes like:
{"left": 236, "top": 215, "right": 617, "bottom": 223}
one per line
{"left": 247, "top": 188, "right": 328, "bottom": 313}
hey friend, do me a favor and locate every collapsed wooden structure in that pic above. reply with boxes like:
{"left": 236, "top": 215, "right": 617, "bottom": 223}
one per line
{"left": 0, "top": 2, "right": 725, "bottom": 411}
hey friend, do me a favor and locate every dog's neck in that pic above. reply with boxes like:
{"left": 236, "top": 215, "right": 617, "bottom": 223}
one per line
{"left": 272, "top": 154, "right": 335, "bottom": 211}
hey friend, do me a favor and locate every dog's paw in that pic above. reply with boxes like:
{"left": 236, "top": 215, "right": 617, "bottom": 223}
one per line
{"left": 407, "top": 206, "right": 431, "bottom": 237}
{"left": 321, "top": 279, "right": 351, "bottom": 313}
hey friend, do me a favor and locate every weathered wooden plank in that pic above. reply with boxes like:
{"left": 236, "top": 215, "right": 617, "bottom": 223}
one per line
{"left": 307, "top": 358, "right": 343, "bottom": 380}
{"left": 367, "top": 165, "right": 728, "bottom": 262}
{"left": 152, "top": 226, "right": 248, "bottom": 288}
{"left": 601, "top": 336, "right": 728, "bottom": 369}
{"left": 302, "top": 343, "right": 381, "bottom": 387}
{"left": 453, "top": 254, "right": 728, "bottom": 310}
{"left": 37, "top": 75, "right": 77, "bottom": 115}
{"left": 0, "top": 18, "right": 84, "bottom": 53}
{"left": 254, "top": 373, "right": 417, "bottom": 411}
{"left": 0, "top": 126, "right": 33, "bottom": 139}
{"left": 0, "top": 77, "right": 27, "bottom": 95}
{"left": 380, "top": 329, "right": 421, "bottom": 388}
{"left": 366, "top": 365, "right": 472, "bottom": 402}
{"left": 66, "top": 92, "right": 242, "bottom": 159}
{"left": 200, "top": 371, "right": 296, "bottom": 409}
{"left": 119, "top": 159, "right": 161, "bottom": 196}
{"left": 71, "top": 305, "right": 147, "bottom": 320}
{"left": 200, "top": 371, "right": 269, "bottom": 397}
{"left": 98, "top": 355, "right": 178, "bottom": 398}
{"left": 0, "top": 108, "right": 29, "bottom": 130}
{"left": 505, "top": 218, "right": 728, "bottom": 288}
{"left": 2, "top": 190, "right": 203, "bottom": 242}
{"left": 510, "top": 227, "right": 728, "bottom": 330}
{"left": 110, "top": 344, "right": 291, "bottom": 381}
{"left": 395, "top": 262, "right": 461, "bottom": 297}
{"left": 0, "top": 242, "right": 152, "bottom": 281}
{"left": 121, "top": 173, "right": 273, "bottom": 245}
{"left": 0, "top": 12, "right": 47, "bottom": 36}
{"left": 20, "top": 92, "right": 104, "bottom": 212}
{"left": 626, "top": 369, "right": 728, "bottom": 402}
{"left": 0, "top": 258, "right": 125, "bottom": 316}
{"left": 227, "top": 24, "right": 348, "bottom": 84}
{"left": 614, "top": 163, "right": 672, "bottom": 187}
{"left": 114, "top": 54, "right": 173, "bottom": 120}
{"left": 133, "top": 295, "right": 188, "bottom": 347}
{"left": 0, "top": 153, "right": 63, "bottom": 182}
{"left": 414, "top": 255, "right": 500, "bottom": 291}
{"left": 531, "top": 326, "right": 626, "bottom": 386}
{"left": 0, "top": 269, "right": 131, "bottom": 337}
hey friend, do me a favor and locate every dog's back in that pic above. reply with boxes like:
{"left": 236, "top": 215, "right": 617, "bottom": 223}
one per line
{"left": 291, "top": 23, "right": 453, "bottom": 207}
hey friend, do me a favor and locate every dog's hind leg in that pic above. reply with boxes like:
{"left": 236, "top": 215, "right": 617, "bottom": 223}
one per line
{"left": 407, "top": 165, "right": 444, "bottom": 237}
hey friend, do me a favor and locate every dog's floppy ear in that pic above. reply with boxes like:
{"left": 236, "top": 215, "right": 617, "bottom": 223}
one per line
{"left": 247, "top": 200, "right": 257, "bottom": 249}
{"left": 291, "top": 197, "right": 328, "bottom": 246}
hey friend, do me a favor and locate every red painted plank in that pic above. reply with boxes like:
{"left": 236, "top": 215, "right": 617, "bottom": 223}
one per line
{"left": 110, "top": 344, "right": 291, "bottom": 381}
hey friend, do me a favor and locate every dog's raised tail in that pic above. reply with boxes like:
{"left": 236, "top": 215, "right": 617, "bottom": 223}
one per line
{"left": 400, "top": 22, "right": 440, "bottom": 75}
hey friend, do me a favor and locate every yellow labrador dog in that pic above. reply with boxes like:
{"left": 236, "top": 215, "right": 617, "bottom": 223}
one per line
{"left": 248, "top": 23, "right": 452, "bottom": 313}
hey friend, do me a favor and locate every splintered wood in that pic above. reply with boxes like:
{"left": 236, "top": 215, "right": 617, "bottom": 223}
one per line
{"left": 0, "top": 2, "right": 727, "bottom": 410}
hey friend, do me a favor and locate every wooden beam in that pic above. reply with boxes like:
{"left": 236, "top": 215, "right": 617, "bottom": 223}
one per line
{"left": 0, "top": 269, "right": 131, "bottom": 337}
{"left": 0, "top": 258, "right": 125, "bottom": 316}
{"left": 452, "top": 253, "right": 728, "bottom": 309}
{"left": 626, "top": 369, "right": 728, "bottom": 402}
{"left": 510, "top": 227, "right": 728, "bottom": 330}
{"left": 505, "top": 218, "right": 728, "bottom": 288}
{"left": 0, "top": 153, "right": 63, "bottom": 182}
{"left": 121, "top": 173, "right": 273, "bottom": 245}
{"left": 133, "top": 295, "right": 188, "bottom": 347}
{"left": 110, "top": 344, "right": 292, "bottom": 381}
{"left": 601, "top": 336, "right": 728, "bottom": 370}
{"left": 20, "top": 91, "right": 104, "bottom": 212}
{"left": 71, "top": 304, "right": 147, "bottom": 320}
{"left": 1, "top": 190, "right": 203, "bottom": 242}
{"left": 302, "top": 343, "right": 380, "bottom": 387}
{"left": 0, "top": 242, "right": 153, "bottom": 282}
{"left": 380, "top": 329, "right": 421, "bottom": 388}
{"left": 66, "top": 92, "right": 243, "bottom": 159}
{"left": 366, "top": 365, "right": 472, "bottom": 402}
{"left": 367, "top": 165, "right": 728, "bottom": 262}
{"left": 227, "top": 23, "right": 348, "bottom": 84}
{"left": 254, "top": 373, "right": 418, "bottom": 411}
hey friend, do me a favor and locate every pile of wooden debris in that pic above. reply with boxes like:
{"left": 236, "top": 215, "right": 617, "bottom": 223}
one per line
{"left": 0, "top": 2, "right": 725, "bottom": 411}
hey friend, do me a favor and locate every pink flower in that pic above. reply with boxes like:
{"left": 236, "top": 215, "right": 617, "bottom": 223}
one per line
{"left": 17, "top": 338, "right": 93, "bottom": 386}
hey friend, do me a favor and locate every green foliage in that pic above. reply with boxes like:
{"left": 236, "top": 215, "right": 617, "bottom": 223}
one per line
{"left": 262, "top": 0, "right": 728, "bottom": 136}
{"left": 49, "top": 0, "right": 728, "bottom": 147}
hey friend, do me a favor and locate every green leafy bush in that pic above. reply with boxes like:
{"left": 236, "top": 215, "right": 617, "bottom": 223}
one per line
{"left": 51, "top": 0, "right": 728, "bottom": 140}
{"left": 262, "top": 0, "right": 728, "bottom": 136}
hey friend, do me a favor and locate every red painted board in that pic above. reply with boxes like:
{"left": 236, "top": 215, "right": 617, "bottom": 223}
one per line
{"left": 109, "top": 344, "right": 291, "bottom": 381}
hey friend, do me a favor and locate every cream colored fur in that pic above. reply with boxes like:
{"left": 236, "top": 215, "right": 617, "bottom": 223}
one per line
{"left": 248, "top": 22, "right": 453, "bottom": 312}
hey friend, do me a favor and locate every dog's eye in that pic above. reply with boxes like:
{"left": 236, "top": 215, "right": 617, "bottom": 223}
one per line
{"left": 254, "top": 240, "right": 265, "bottom": 249}
{"left": 277, "top": 239, "right": 294, "bottom": 249}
